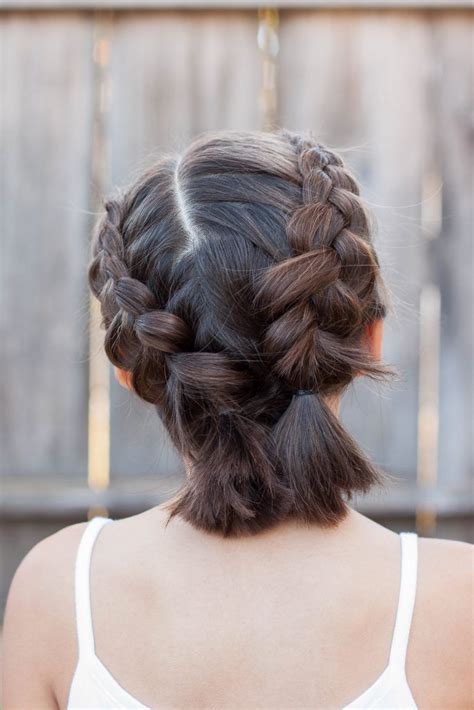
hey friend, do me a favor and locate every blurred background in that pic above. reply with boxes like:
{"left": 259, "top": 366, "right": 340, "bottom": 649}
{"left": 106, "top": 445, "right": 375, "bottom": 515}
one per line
{"left": 1, "top": 0, "right": 473, "bottom": 624}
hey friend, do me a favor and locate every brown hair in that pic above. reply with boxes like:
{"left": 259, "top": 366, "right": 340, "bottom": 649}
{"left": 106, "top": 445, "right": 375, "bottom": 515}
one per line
{"left": 89, "top": 129, "right": 392, "bottom": 537}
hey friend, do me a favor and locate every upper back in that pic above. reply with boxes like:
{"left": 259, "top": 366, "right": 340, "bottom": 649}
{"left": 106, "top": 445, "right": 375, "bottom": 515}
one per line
{"left": 36, "top": 506, "right": 474, "bottom": 709}
{"left": 53, "top": 509, "right": 472, "bottom": 707}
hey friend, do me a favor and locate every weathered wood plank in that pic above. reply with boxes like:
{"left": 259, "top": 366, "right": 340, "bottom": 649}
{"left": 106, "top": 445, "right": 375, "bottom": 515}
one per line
{"left": 1, "top": 7, "right": 471, "bottom": 502}
{"left": 0, "top": 13, "right": 93, "bottom": 476}
{"left": 431, "top": 13, "right": 473, "bottom": 489}
{"left": 279, "top": 10, "right": 431, "bottom": 480}
{"left": 107, "top": 10, "right": 260, "bottom": 476}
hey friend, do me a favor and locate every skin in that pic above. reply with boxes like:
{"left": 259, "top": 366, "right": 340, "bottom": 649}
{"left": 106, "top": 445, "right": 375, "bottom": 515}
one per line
{"left": 2, "top": 320, "right": 473, "bottom": 709}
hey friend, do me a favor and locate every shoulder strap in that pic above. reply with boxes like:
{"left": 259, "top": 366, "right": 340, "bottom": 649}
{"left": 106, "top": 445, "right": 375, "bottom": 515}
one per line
{"left": 388, "top": 532, "right": 419, "bottom": 671}
{"left": 74, "top": 516, "right": 114, "bottom": 658}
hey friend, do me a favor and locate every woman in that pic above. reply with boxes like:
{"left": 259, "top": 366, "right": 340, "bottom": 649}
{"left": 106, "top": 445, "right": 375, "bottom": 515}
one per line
{"left": 3, "top": 130, "right": 472, "bottom": 709}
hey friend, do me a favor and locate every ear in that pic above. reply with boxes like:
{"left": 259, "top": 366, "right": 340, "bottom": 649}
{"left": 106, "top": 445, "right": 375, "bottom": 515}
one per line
{"left": 364, "top": 318, "right": 384, "bottom": 361}
{"left": 114, "top": 367, "right": 133, "bottom": 391}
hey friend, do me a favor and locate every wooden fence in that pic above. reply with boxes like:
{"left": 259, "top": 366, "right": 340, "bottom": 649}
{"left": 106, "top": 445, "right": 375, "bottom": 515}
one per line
{"left": 1, "top": 3, "right": 473, "bottom": 614}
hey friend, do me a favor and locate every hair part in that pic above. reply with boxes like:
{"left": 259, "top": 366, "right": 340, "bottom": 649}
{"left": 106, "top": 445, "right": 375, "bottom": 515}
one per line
{"left": 89, "top": 129, "right": 394, "bottom": 537}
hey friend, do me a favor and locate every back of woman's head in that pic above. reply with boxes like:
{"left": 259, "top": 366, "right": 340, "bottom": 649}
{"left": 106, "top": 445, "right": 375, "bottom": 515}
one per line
{"left": 89, "top": 129, "right": 391, "bottom": 537}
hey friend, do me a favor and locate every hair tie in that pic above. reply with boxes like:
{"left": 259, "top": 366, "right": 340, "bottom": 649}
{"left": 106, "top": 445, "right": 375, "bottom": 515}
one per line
{"left": 293, "top": 389, "right": 316, "bottom": 396}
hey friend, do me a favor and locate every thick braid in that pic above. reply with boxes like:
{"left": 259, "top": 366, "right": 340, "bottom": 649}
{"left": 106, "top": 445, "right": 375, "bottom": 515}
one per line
{"left": 88, "top": 199, "right": 193, "bottom": 404}
{"left": 254, "top": 132, "right": 385, "bottom": 391}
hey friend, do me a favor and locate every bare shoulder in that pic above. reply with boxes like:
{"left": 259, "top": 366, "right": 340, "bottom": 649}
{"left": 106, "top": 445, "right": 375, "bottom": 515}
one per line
{"left": 417, "top": 535, "right": 472, "bottom": 628}
{"left": 22, "top": 518, "right": 88, "bottom": 564}
{"left": 2, "top": 512, "right": 159, "bottom": 629}
{"left": 5, "top": 508, "right": 162, "bottom": 604}
{"left": 417, "top": 535, "right": 473, "bottom": 657}
{"left": 419, "top": 533, "right": 473, "bottom": 561}
{"left": 2, "top": 521, "right": 89, "bottom": 708}
{"left": 418, "top": 535, "right": 473, "bottom": 599}
{"left": 2, "top": 512, "right": 165, "bottom": 709}
{"left": 409, "top": 535, "right": 473, "bottom": 709}
{"left": 4, "top": 520, "right": 89, "bottom": 629}
{"left": 5, "top": 521, "right": 89, "bottom": 616}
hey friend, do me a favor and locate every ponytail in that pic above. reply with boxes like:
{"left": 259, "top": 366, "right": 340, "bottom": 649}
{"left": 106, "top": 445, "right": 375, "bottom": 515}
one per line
{"left": 272, "top": 391, "right": 386, "bottom": 527}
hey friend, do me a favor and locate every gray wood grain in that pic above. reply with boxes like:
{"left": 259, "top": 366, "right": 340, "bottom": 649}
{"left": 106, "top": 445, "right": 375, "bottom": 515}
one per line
{"left": 0, "top": 8, "right": 471, "bottom": 499}
{"left": 0, "top": 12, "right": 93, "bottom": 476}
{"left": 432, "top": 13, "right": 474, "bottom": 489}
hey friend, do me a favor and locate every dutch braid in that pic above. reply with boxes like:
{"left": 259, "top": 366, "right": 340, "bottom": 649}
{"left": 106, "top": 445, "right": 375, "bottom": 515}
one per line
{"left": 88, "top": 129, "right": 392, "bottom": 537}
{"left": 89, "top": 196, "right": 193, "bottom": 404}
{"left": 254, "top": 132, "right": 387, "bottom": 391}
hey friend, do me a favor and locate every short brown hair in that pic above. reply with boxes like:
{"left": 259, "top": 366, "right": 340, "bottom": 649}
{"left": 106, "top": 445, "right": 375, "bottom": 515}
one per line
{"left": 89, "top": 129, "right": 392, "bottom": 537}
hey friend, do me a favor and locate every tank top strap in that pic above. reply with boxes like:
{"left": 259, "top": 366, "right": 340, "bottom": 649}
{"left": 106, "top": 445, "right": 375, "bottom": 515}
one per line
{"left": 388, "top": 531, "right": 419, "bottom": 671}
{"left": 74, "top": 515, "right": 114, "bottom": 658}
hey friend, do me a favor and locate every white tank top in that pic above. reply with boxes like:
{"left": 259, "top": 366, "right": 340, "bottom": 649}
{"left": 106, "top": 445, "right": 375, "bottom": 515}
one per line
{"left": 67, "top": 517, "right": 419, "bottom": 709}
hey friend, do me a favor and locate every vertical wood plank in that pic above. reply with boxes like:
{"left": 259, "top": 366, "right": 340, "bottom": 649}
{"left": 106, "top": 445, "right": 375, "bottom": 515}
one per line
{"left": 431, "top": 12, "right": 473, "bottom": 490}
{"left": 0, "top": 12, "right": 93, "bottom": 477}
{"left": 107, "top": 10, "right": 260, "bottom": 477}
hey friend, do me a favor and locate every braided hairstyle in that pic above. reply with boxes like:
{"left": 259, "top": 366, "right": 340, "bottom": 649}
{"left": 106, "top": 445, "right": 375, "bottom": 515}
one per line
{"left": 89, "top": 129, "right": 392, "bottom": 537}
